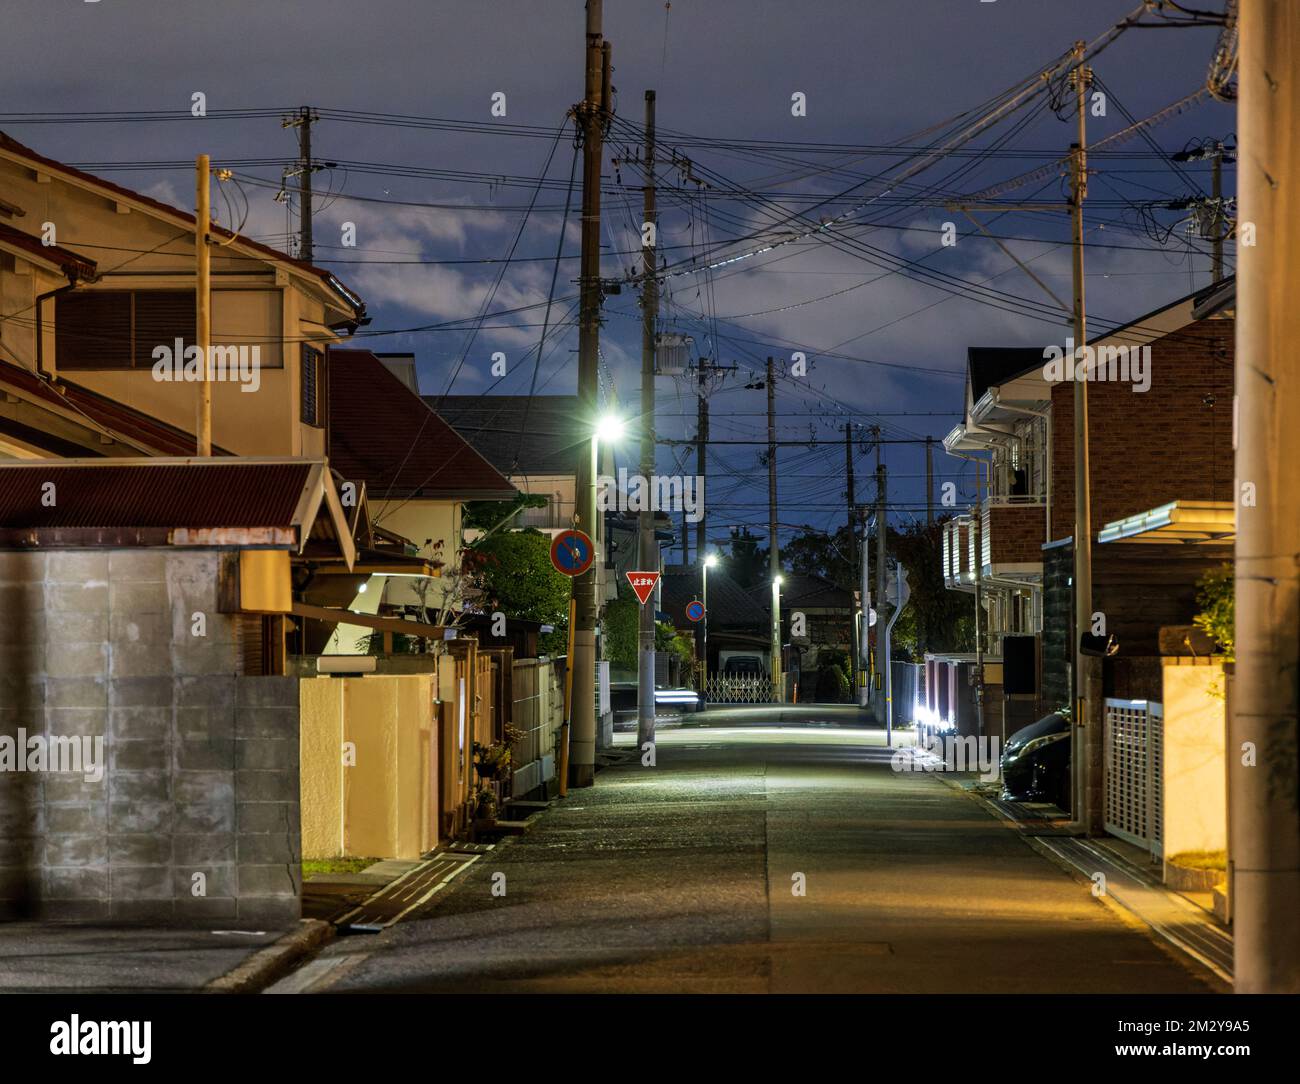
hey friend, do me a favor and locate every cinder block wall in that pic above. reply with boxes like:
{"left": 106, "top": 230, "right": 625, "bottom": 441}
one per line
{"left": 0, "top": 549, "right": 302, "bottom": 928}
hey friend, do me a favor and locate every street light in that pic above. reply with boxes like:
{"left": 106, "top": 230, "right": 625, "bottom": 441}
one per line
{"left": 701, "top": 553, "right": 719, "bottom": 703}
{"left": 771, "top": 573, "right": 783, "bottom": 702}
{"left": 595, "top": 413, "right": 625, "bottom": 444}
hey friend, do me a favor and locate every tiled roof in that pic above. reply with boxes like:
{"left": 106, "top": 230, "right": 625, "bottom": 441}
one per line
{"left": 660, "top": 565, "right": 766, "bottom": 629}
{"left": 751, "top": 570, "right": 852, "bottom": 611}
{"left": 0, "top": 356, "right": 229, "bottom": 457}
{"left": 0, "top": 220, "right": 96, "bottom": 280}
{"left": 0, "top": 131, "right": 362, "bottom": 317}
{"left": 328, "top": 350, "right": 517, "bottom": 501}
{"left": 0, "top": 459, "right": 312, "bottom": 529}
{"left": 434, "top": 395, "right": 585, "bottom": 476}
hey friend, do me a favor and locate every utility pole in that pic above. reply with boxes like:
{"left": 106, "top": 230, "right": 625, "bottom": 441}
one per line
{"left": 766, "top": 357, "right": 781, "bottom": 702}
{"left": 845, "top": 423, "right": 857, "bottom": 692}
{"left": 1211, "top": 142, "right": 1225, "bottom": 284}
{"left": 925, "top": 436, "right": 935, "bottom": 524}
{"left": 283, "top": 107, "right": 318, "bottom": 262}
{"left": 1068, "top": 40, "right": 1102, "bottom": 834}
{"left": 195, "top": 154, "right": 211, "bottom": 457}
{"left": 637, "top": 89, "right": 658, "bottom": 753}
{"left": 1232, "top": 0, "right": 1300, "bottom": 994}
{"left": 569, "top": 0, "right": 610, "bottom": 789}
{"left": 695, "top": 358, "right": 710, "bottom": 562}
{"left": 875, "top": 458, "right": 886, "bottom": 719}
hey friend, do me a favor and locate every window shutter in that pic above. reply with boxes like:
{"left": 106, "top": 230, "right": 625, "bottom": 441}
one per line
{"left": 55, "top": 291, "right": 132, "bottom": 369}
{"left": 133, "top": 291, "right": 196, "bottom": 367}
{"left": 301, "top": 345, "right": 322, "bottom": 426}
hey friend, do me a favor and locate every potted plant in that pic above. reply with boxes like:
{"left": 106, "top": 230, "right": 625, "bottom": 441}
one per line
{"left": 472, "top": 740, "right": 511, "bottom": 780}
{"left": 472, "top": 784, "right": 498, "bottom": 824}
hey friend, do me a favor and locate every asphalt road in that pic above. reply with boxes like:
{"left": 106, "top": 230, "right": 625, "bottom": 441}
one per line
{"left": 293, "top": 714, "right": 1215, "bottom": 994}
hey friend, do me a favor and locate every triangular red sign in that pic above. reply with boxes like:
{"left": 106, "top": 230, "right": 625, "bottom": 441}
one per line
{"left": 625, "top": 571, "right": 660, "bottom": 605}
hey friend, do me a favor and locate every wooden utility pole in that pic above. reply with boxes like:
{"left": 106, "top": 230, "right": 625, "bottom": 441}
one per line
{"left": 637, "top": 89, "right": 658, "bottom": 753}
{"left": 195, "top": 154, "right": 211, "bottom": 457}
{"left": 1232, "top": 0, "right": 1300, "bottom": 994}
{"left": 766, "top": 357, "right": 781, "bottom": 701}
{"left": 1068, "top": 41, "right": 1102, "bottom": 834}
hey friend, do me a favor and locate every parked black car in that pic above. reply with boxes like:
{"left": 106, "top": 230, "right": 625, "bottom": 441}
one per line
{"left": 1001, "top": 712, "right": 1071, "bottom": 809}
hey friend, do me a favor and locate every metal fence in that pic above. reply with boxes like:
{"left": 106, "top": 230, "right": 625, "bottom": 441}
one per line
{"left": 1104, "top": 697, "right": 1164, "bottom": 857}
{"left": 704, "top": 675, "right": 774, "bottom": 704}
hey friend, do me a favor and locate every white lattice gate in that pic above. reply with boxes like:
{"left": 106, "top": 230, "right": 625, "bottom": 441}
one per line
{"left": 1104, "top": 698, "right": 1163, "bottom": 857}
{"left": 704, "top": 675, "right": 775, "bottom": 704}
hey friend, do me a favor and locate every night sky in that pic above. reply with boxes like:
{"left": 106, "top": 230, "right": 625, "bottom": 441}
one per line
{"left": 1, "top": 1, "right": 1234, "bottom": 554}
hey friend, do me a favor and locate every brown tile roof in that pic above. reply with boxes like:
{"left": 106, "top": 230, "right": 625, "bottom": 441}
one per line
{"left": 0, "top": 356, "right": 227, "bottom": 457}
{"left": 327, "top": 350, "right": 517, "bottom": 502}
{"left": 0, "top": 220, "right": 97, "bottom": 281}
{"left": 0, "top": 131, "right": 363, "bottom": 318}
{"left": 0, "top": 459, "right": 312, "bottom": 530}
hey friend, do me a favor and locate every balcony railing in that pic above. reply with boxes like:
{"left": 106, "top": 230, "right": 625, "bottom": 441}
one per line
{"left": 515, "top": 500, "right": 575, "bottom": 530}
{"left": 980, "top": 499, "right": 1047, "bottom": 576}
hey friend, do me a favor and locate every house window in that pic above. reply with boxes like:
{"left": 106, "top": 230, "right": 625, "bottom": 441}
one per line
{"left": 301, "top": 344, "right": 324, "bottom": 427}
{"left": 55, "top": 290, "right": 195, "bottom": 370}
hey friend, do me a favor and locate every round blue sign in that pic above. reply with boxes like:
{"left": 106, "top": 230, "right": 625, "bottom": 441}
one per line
{"left": 685, "top": 599, "right": 705, "bottom": 622}
{"left": 550, "top": 529, "right": 595, "bottom": 576}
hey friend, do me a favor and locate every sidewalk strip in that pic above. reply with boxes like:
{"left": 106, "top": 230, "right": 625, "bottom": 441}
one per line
{"left": 964, "top": 783, "right": 1232, "bottom": 985}
{"left": 337, "top": 853, "right": 481, "bottom": 932}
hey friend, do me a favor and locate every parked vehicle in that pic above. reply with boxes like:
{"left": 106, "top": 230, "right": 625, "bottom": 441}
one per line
{"left": 722, "top": 654, "right": 765, "bottom": 677}
{"left": 1001, "top": 711, "right": 1071, "bottom": 810}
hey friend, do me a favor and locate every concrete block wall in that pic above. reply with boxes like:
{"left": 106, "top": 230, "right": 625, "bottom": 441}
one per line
{"left": 0, "top": 548, "right": 302, "bottom": 929}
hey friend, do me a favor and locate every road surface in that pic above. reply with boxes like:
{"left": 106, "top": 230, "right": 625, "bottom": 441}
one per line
{"left": 290, "top": 713, "right": 1214, "bottom": 994}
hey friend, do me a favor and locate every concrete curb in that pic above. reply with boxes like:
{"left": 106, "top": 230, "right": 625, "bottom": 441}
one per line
{"left": 203, "top": 919, "right": 335, "bottom": 994}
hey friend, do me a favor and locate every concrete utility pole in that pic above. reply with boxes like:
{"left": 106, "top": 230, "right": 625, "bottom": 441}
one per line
{"left": 1211, "top": 142, "right": 1225, "bottom": 284}
{"left": 875, "top": 459, "right": 886, "bottom": 716}
{"left": 569, "top": 0, "right": 610, "bottom": 788}
{"left": 1068, "top": 41, "right": 1103, "bottom": 834}
{"left": 1232, "top": 0, "right": 1300, "bottom": 994}
{"left": 283, "top": 107, "right": 318, "bottom": 262}
{"left": 195, "top": 155, "right": 211, "bottom": 457}
{"left": 925, "top": 435, "right": 935, "bottom": 524}
{"left": 845, "top": 423, "right": 857, "bottom": 692}
{"left": 695, "top": 358, "right": 709, "bottom": 562}
{"left": 766, "top": 357, "right": 781, "bottom": 701}
{"left": 637, "top": 89, "right": 658, "bottom": 753}
{"left": 859, "top": 527, "right": 871, "bottom": 708}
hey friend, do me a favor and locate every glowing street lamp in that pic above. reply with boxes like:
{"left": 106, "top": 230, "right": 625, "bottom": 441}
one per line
{"left": 701, "top": 553, "right": 720, "bottom": 700}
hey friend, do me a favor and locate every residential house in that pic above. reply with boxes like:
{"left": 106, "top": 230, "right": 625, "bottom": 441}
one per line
{"left": 932, "top": 281, "right": 1235, "bottom": 885}
{"left": 324, "top": 349, "right": 519, "bottom": 646}
{"left": 440, "top": 393, "right": 650, "bottom": 606}
{"left": 0, "top": 131, "right": 364, "bottom": 461}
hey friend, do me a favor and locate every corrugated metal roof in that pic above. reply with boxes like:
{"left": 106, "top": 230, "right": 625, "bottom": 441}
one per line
{"left": 0, "top": 460, "right": 312, "bottom": 529}
{"left": 328, "top": 350, "right": 517, "bottom": 501}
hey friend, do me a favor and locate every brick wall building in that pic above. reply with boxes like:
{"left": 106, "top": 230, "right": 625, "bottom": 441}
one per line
{"left": 1049, "top": 318, "right": 1235, "bottom": 539}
